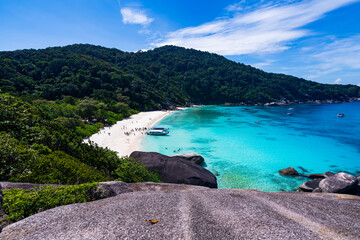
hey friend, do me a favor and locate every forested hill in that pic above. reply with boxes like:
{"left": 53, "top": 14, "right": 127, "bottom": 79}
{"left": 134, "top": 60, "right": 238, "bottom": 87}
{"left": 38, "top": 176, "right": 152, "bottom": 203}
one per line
{"left": 1, "top": 44, "right": 359, "bottom": 109}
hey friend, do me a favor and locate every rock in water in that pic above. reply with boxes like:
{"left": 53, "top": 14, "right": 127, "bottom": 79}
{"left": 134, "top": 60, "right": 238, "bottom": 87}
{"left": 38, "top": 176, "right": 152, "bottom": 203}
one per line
{"left": 279, "top": 167, "right": 299, "bottom": 176}
{"left": 325, "top": 171, "right": 335, "bottom": 177}
{"left": 130, "top": 151, "right": 217, "bottom": 188}
{"left": 306, "top": 174, "right": 326, "bottom": 179}
{"left": 170, "top": 153, "right": 204, "bottom": 164}
{"left": 299, "top": 179, "right": 322, "bottom": 192}
{"left": 319, "top": 172, "right": 358, "bottom": 193}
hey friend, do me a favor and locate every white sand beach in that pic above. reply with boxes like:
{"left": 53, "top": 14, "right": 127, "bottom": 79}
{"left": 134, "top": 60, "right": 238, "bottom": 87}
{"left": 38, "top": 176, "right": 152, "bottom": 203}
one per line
{"left": 87, "top": 111, "right": 173, "bottom": 157}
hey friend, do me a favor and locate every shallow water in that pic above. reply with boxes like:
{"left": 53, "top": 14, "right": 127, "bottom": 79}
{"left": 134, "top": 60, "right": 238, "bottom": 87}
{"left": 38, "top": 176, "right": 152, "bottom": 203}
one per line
{"left": 141, "top": 102, "right": 360, "bottom": 191}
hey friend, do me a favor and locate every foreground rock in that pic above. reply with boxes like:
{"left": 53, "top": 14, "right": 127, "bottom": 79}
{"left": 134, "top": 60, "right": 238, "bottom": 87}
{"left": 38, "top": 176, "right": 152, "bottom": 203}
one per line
{"left": 170, "top": 153, "right": 204, "bottom": 164}
{"left": 0, "top": 181, "right": 133, "bottom": 197}
{"left": 128, "top": 182, "right": 207, "bottom": 192}
{"left": 97, "top": 181, "right": 133, "bottom": 197}
{"left": 1, "top": 184, "right": 360, "bottom": 240}
{"left": 279, "top": 167, "right": 299, "bottom": 176}
{"left": 0, "top": 184, "right": 3, "bottom": 209}
{"left": 130, "top": 151, "right": 217, "bottom": 188}
{"left": 0, "top": 180, "right": 206, "bottom": 199}
{"left": 0, "top": 184, "right": 4, "bottom": 233}
{"left": 0, "top": 182, "right": 61, "bottom": 190}
{"left": 319, "top": 172, "right": 358, "bottom": 193}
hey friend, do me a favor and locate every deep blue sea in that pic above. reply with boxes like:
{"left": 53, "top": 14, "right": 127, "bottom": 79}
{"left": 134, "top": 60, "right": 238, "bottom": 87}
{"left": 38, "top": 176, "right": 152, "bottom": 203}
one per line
{"left": 141, "top": 102, "right": 360, "bottom": 191}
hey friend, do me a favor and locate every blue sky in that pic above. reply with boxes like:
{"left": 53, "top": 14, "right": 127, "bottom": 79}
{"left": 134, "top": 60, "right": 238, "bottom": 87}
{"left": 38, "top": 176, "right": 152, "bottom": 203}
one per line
{"left": 1, "top": 0, "right": 360, "bottom": 86}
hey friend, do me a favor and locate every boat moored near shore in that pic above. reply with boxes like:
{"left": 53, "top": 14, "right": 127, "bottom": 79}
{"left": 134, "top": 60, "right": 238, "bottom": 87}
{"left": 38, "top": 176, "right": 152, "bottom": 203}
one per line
{"left": 150, "top": 127, "right": 170, "bottom": 131}
{"left": 146, "top": 129, "right": 170, "bottom": 136}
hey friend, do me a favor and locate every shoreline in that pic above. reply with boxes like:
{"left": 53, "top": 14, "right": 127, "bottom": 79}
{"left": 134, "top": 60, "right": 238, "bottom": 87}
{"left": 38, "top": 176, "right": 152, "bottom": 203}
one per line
{"left": 222, "top": 97, "right": 360, "bottom": 107}
{"left": 86, "top": 99, "right": 359, "bottom": 158}
{"left": 87, "top": 110, "right": 174, "bottom": 157}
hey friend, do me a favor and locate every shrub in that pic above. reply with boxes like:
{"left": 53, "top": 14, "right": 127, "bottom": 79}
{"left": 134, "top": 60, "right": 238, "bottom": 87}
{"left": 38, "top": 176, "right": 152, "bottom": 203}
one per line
{"left": 10, "top": 151, "right": 109, "bottom": 184}
{"left": 2, "top": 183, "right": 104, "bottom": 222}
{"left": 77, "top": 142, "right": 120, "bottom": 177}
{"left": 0, "top": 133, "right": 34, "bottom": 181}
{"left": 75, "top": 122, "right": 104, "bottom": 137}
{"left": 114, "top": 156, "right": 161, "bottom": 183}
{"left": 0, "top": 133, "right": 160, "bottom": 185}
{"left": 30, "top": 143, "right": 52, "bottom": 154}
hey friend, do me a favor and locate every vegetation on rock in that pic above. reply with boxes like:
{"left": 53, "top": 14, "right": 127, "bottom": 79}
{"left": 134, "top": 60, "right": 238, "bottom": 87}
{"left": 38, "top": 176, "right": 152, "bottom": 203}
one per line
{"left": 2, "top": 183, "right": 104, "bottom": 222}
{"left": 114, "top": 156, "right": 161, "bottom": 183}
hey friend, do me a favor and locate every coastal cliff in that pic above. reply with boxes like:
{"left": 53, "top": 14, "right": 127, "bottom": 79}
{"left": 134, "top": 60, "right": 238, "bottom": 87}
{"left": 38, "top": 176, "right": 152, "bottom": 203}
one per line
{"left": 1, "top": 182, "right": 359, "bottom": 240}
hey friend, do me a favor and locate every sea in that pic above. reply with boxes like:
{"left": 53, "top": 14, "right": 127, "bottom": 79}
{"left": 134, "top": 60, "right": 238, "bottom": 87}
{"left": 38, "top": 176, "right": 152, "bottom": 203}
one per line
{"left": 140, "top": 102, "right": 360, "bottom": 192}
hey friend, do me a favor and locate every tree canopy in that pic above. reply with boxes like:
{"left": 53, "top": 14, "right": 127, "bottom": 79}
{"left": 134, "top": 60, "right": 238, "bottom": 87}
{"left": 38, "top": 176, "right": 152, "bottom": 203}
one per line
{"left": 1, "top": 44, "right": 358, "bottom": 109}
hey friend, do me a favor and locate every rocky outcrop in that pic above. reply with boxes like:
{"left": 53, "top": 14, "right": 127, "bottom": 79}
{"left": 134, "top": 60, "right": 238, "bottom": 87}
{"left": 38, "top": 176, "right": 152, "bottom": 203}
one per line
{"left": 1, "top": 185, "right": 360, "bottom": 240}
{"left": 0, "top": 182, "right": 61, "bottom": 190}
{"left": 0, "top": 181, "right": 137, "bottom": 199}
{"left": 299, "top": 171, "right": 360, "bottom": 196}
{"left": 325, "top": 171, "right": 335, "bottom": 177}
{"left": 170, "top": 153, "right": 204, "bottom": 164}
{"left": 306, "top": 174, "right": 326, "bottom": 179}
{"left": 97, "top": 181, "right": 133, "bottom": 197}
{"left": 279, "top": 167, "right": 298, "bottom": 176}
{"left": 128, "top": 182, "right": 208, "bottom": 192}
{"left": 130, "top": 151, "right": 217, "bottom": 188}
{"left": 319, "top": 172, "right": 358, "bottom": 193}
{"left": 299, "top": 179, "right": 322, "bottom": 192}
{"left": 0, "top": 183, "right": 3, "bottom": 210}
{"left": 0, "top": 183, "right": 4, "bottom": 233}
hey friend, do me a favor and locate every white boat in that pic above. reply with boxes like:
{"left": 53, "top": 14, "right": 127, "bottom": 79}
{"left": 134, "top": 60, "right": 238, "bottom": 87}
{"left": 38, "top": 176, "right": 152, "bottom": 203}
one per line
{"left": 146, "top": 129, "right": 169, "bottom": 136}
{"left": 151, "top": 127, "right": 170, "bottom": 131}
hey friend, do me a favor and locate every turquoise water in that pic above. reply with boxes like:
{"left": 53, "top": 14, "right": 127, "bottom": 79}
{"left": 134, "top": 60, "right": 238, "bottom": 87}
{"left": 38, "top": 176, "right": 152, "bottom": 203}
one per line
{"left": 141, "top": 102, "right": 360, "bottom": 191}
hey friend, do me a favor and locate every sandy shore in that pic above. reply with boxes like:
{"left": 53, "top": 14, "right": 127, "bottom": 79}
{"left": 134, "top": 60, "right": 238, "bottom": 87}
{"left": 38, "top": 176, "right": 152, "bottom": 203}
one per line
{"left": 87, "top": 111, "right": 173, "bottom": 157}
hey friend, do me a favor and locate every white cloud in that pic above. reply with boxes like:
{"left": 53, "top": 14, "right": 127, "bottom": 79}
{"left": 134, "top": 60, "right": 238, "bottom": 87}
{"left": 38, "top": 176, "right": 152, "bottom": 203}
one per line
{"left": 225, "top": 0, "right": 302, "bottom": 13}
{"left": 357, "top": 83, "right": 360, "bottom": 87}
{"left": 121, "top": 7, "right": 153, "bottom": 25}
{"left": 226, "top": 2, "right": 244, "bottom": 11}
{"left": 334, "top": 78, "right": 342, "bottom": 84}
{"left": 313, "top": 36, "right": 360, "bottom": 69}
{"left": 153, "top": 0, "right": 359, "bottom": 55}
{"left": 304, "top": 35, "right": 360, "bottom": 79}
{"left": 252, "top": 60, "right": 276, "bottom": 69}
